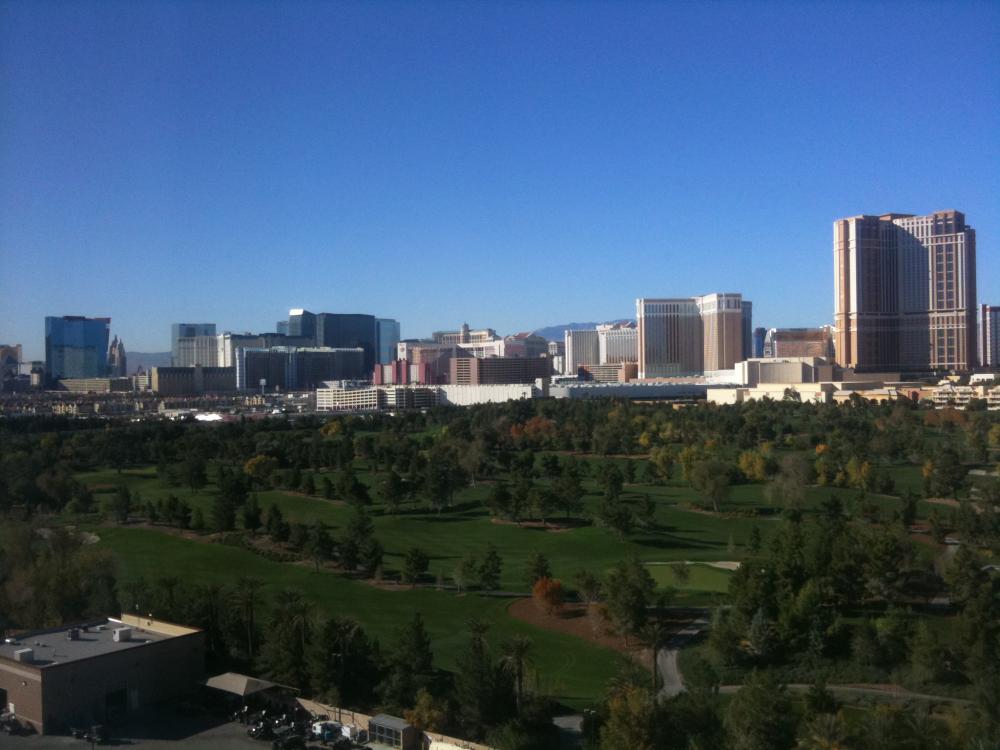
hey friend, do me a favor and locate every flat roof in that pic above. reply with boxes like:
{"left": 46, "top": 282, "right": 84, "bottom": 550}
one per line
{"left": 370, "top": 714, "right": 411, "bottom": 731}
{"left": 0, "top": 616, "right": 195, "bottom": 668}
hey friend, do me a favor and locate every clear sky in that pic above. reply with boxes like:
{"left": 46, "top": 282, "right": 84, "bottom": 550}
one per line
{"left": 1, "top": 0, "right": 998, "bottom": 358}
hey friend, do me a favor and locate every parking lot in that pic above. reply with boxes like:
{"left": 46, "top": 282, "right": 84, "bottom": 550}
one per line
{"left": 0, "top": 710, "right": 306, "bottom": 749}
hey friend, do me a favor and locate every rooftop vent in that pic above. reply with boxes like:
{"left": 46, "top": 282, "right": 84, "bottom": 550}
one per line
{"left": 14, "top": 647, "right": 33, "bottom": 663}
{"left": 112, "top": 627, "right": 133, "bottom": 643}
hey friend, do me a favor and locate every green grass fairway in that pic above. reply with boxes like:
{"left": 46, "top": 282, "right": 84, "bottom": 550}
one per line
{"left": 645, "top": 562, "right": 734, "bottom": 593}
{"left": 95, "top": 526, "right": 627, "bottom": 710}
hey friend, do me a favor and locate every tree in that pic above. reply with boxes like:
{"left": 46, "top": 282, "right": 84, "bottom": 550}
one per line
{"left": 310, "top": 616, "right": 380, "bottom": 708}
{"left": 531, "top": 577, "right": 564, "bottom": 616}
{"left": 243, "top": 455, "right": 278, "bottom": 488}
{"left": 604, "top": 556, "right": 655, "bottom": 643}
{"left": 110, "top": 485, "right": 132, "bottom": 524}
{"left": 260, "top": 589, "right": 313, "bottom": 691}
{"left": 191, "top": 506, "right": 206, "bottom": 531}
{"left": 479, "top": 544, "right": 503, "bottom": 591}
{"left": 524, "top": 552, "right": 552, "bottom": 589}
{"left": 231, "top": 576, "right": 262, "bottom": 660}
{"left": 673, "top": 561, "right": 691, "bottom": 587}
{"left": 404, "top": 687, "right": 446, "bottom": 732}
{"left": 453, "top": 619, "right": 514, "bottom": 737}
{"left": 377, "top": 470, "right": 405, "bottom": 513}
{"left": 379, "top": 612, "right": 434, "bottom": 711}
{"left": 487, "top": 482, "right": 513, "bottom": 520}
{"left": 529, "top": 486, "right": 556, "bottom": 525}
{"left": 599, "top": 685, "right": 657, "bottom": 750}
{"left": 403, "top": 547, "right": 430, "bottom": 584}
{"left": 499, "top": 636, "right": 533, "bottom": 717}
{"left": 359, "top": 537, "right": 384, "bottom": 578}
{"left": 595, "top": 495, "right": 634, "bottom": 540}
{"left": 305, "top": 521, "right": 334, "bottom": 572}
{"left": 553, "top": 470, "right": 584, "bottom": 519}
{"left": 724, "top": 670, "right": 797, "bottom": 750}
{"left": 182, "top": 454, "right": 208, "bottom": 493}
{"left": 454, "top": 553, "right": 479, "bottom": 594}
{"left": 638, "top": 618, "right": 669, "bottom": 690}
{"left": 690, "top": 459, "right": 731, "bottom": 513}
{"left": 242, "top": 493, "right": 262, "bottom": 536}
{"left": 910, "top": 621, "right": 945, "bottom": 683}
{"left": 211, "top": 493, "right": 236, "bottom": 534}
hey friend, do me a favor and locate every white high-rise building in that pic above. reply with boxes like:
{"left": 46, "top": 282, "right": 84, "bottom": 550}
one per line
{"left": 597, "top": 323, "right": 638, "bottom": 365}
{"left": 174, "top": 335, "right": 219, "bottom": 367}
{"left": 982, "top": 305, "right": 1000, "bottom": 369}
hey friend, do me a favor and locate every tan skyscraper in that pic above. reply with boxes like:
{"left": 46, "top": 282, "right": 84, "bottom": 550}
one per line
{"left": 637, "top": 293, "right": 750, "bottom": 378}
{"left": 695, "top": 293, "right": 746, "bottom": 371}
{"left": 833, "top": 210, "right": 976, "bottom": 372}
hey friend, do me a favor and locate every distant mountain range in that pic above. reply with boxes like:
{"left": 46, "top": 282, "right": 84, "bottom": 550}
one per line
{"left": 533, "top": 320, "right": 635, "bottom": 342}
{"left": 128, "top": 351, "right": 171, "bottom": 372}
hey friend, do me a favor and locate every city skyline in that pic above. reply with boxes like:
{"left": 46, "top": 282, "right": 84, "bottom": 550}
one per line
{"left": 2, "top": 2, "right": 997, "bottom": 356}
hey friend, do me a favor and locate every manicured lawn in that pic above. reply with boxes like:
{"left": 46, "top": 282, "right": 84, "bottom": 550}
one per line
{"left": 94, "top": 526, "right": 627, "bottom": 710}
{"left": 645, "top": 562, "right": 733, "bottom": 593}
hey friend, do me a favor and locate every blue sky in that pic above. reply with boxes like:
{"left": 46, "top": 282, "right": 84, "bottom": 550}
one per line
{"left": 2, "top": 0, "right": 998, "bottom": 357}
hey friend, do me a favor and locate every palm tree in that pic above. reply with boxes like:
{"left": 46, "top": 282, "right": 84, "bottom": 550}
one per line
{"left": 231, "top": 576, "right": 262, "bottom": 660}
{"left": 796, "top": 712, "right": 851, "bottom": 750}
{"left": 500, "top": 636, "right": 533, "bottom": 716}
{"left": 639, "top": 619, "right": 670, "bottom": 691}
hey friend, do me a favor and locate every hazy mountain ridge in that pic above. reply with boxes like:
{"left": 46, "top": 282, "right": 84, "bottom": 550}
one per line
{"left": 128, "top": 352, "right": 172, "bottom": 371}
{"left": 532, "top": 320, "right": 635, "bottom": 342}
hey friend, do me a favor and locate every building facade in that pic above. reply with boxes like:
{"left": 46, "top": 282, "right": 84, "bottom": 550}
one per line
{"left": 45, "top": 316, "right": 111, "bottom": 381}
{"left": 107, "top": 336, "right": 127, "bottom": 377}
{"left": 376, "top": 318, "right": 401, "bottom": 365}
{"left": 171, "top": 324, "right": 216, "bottom": 365}
{"left": 449, "top": 356, "right": 551, "bottom": 385}
{"left": 235, "top": 347, "right": 365, "bottom": 391}
{"left": 0, "top": 615, "right": 204, "bottom": 734}
{"left": 636, "top": 298, "right": 703, "bottom": 378}
{"left": 597, "top": 323, "right": 638, "bottom": 365}
{"left": 833, "top": 210, "right": 977, "bottom": 372}
{"left": 752, "top": 327, "right": 767, "bottom": 359}
{"left": 696, "top": 293, "right": 746, "bottom": 371}
{"left": 150, "top": 366, "right": 236, "bottom": 396}
{"left": 315, "top": 314, "right": 378, "bottom": 372}
{"left": 564, "top": 329, "right": 600, "bottom": 375}
{"left": 174, "top": 336, "right": 219, "bottom": 367}
{"left": 981, "top": 304, "right": 1000, "bottom": 369}
{"left": 763, "top": 327, "right": 835, "bottom": 359}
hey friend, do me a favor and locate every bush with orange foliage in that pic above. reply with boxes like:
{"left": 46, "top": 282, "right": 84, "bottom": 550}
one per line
{"left": 532, "top": 576, "right": 564, "bottom": 616}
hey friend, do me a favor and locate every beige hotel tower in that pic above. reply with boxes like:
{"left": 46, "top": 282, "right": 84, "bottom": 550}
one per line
{"left": 833, "top": 210, "right": 976, "bottom": 372}
{"left": 636, "top": 293, "right": 749, "bottom": 378}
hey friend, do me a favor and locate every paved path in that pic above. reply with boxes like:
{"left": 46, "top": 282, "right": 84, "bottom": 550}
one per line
{"left": 656, "top": 612, "right": 709, "bottom": 698}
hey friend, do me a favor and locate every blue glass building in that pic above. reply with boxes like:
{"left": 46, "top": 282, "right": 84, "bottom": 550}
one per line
{"left": 45, "top": 316, "right": 111, "bottom": 381}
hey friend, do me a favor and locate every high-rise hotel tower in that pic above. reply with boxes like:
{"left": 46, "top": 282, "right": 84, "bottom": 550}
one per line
{"left": 636, "top": 293, "right": 750, "bottom": 378}
{"left": 833, "top": 210, "right": 976, "bottom": 372}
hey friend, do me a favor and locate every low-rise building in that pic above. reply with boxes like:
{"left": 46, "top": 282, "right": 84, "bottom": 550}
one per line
{"left": 449, "top": 356, "right": 551, "bottom": 385}
{"left": 0, "top": 615, "right": 204, "bottom": 734}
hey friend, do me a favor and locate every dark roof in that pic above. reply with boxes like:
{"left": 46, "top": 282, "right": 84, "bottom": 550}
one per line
{"left": 370, "top": 714, "right": 411, "bottom": 731}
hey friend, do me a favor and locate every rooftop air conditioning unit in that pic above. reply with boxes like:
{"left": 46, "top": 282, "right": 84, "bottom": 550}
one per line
{"left": 113, "top": 627, "right": 133, "bottom": 643}
{"left": 14, "top": 648, "right": 33, "bottom": 663}
{"left": 67, "top": 628, "right": 80, "bottom": 641}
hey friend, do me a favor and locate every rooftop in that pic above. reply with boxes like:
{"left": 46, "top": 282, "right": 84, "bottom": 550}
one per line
{"left": 0, "top": 615, "right": 198, "bottom": 668}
